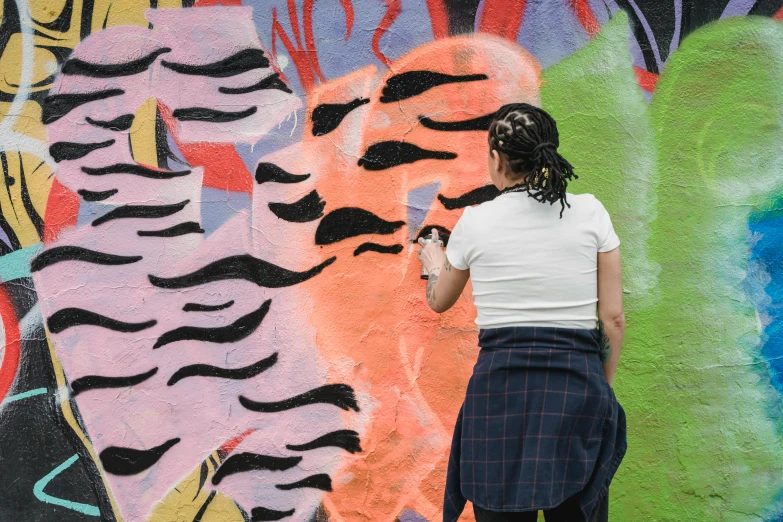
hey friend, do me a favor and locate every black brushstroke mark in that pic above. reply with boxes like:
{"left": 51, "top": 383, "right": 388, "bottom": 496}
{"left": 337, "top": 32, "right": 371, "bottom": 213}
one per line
{"left": 615, "top": 0, "right": 659, "bottom": 73}
{"left": 161, "top": 49, "right": 269, "bottom": 77}
{"left": 276, "top": 474, "right": 332, "bottom": 492}
{"left": 286, "top": 430, "right": 362, "bottom": 454}
{"left": 78, "top": 188, "right": 118, "bottom": 201}
{"left": 82, "top": 164, "right": 191, "bottom": 179}
{"left": 183, "top": 300, "right": 235, "bottom": 312}
{"left": 193, "top": 491, "right": 216, "bottom": 522}
{"left": 444, "top": 0, "right": 481, "bottom": 35}
{"left": 31, "top": 246, "right": 141, "bottom": 272}
{"left": 101, "top": 5, "right": 110, "bottom": 30}
{"left": 437, "top": 184, "right": 499, "bottom": 210}
{"left": 418, "top": 112, "right": 495, "bottom": 131}
{"left": 154, "top": 108, "right": 173, "bottom": 170}
{"left": 315, "top": 207, "right": 404, "bottom": 245}
{"left": 92, "top": 199, "right": 189, "bottom": 227}
{"left": 50, "top": 139, "right": 115, "bottom": 162}
{"left": 172, "top": 106, "right": 257, "bottom": 123}
{"left": 196, "top": 461, "right": 209, "bottom": 501}
{"left": 153, "top": 300, "right": 271, "bottom": 349}
{"left": 71, "top": 368, "right": 158, "bottom": 397}
{"left": 167, "top": 352, "right": 277, "bottom": 386}
{"left": 380, "top": 71, "right": 488, "bottom": 103}
{"left": 353, "top": 243, "right": 403, "bottom": 256}
{"left": 31, "top": 0, "right": 72, "bottom": 32}
{"left": 138, "top": 221, "right": 205, "bottom": 237}
{"left": 415, "top": 225, "right": 451, "bottom": 247}
{"left": 358, "top": 141, "right": 456, "bottom": 171}
{"left": 80, "top": 0, "right": 94, "bottom": 39}
{"left": 17, "top": 152, "right": 44, "bottom": 239}
{"left": 86, "top": 114, "right": 134, "bottom": 131}
{"left": 48, "top": 308, "right": 156, "bottom": 334}
{"left": 42, "top": 89, "right": 124, "bottom": 124}
{"left": 212, "top": 453, "right": 302, "bottom": 485}
{"left": 251, "top": 507, "right": 296, "bottom": 521}
{"left": 219, "top": 72, "right": 292, "bottom": 95}
{"left": 0, "top": 197, "right": 21, "bottom": 250}
{"left": 255, "top": 163, "right": 310, "bottom": 185}
{"left": 61, "top": 47, "right": 171, "bottom": 77}
{"left": 100, "top": 437, "right": 180, "bottom": 476}
{"left": 268, "top": 190, "right": 325, "bottom": 223}
{"left": 311, "top": 98, "right": 369, "bottom": 136}
{"left": 149, "top": 254, "right": 335, "bottom": 289}
{"left": 239, "top": 384, "right": 359, "bottom": 413}
{"left": 750, "top": 0, "right": 783, "bottom": 17}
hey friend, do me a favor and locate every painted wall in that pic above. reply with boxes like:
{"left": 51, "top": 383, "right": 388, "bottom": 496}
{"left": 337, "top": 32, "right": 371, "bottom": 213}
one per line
{"left": 1, "top": 1, "right": 783, "bottom": 521}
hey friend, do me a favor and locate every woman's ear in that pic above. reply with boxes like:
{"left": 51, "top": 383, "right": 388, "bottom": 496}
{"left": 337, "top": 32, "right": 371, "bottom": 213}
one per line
{"left": 489, "top": 149, "right": 503, "bottom": 176}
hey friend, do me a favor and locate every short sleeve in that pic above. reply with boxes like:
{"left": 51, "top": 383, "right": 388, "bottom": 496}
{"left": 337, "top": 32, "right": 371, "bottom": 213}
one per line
{"left": 446, "top": 206, "right": 472, "bottom": 270}
{"left": 595, "top": 197, "right": 621, "bottom": 252}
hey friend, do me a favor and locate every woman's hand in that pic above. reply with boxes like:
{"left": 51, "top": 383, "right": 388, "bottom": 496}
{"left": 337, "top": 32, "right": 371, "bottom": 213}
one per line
{"left": 417, "top": 229, "right": 446, "bottom": 273}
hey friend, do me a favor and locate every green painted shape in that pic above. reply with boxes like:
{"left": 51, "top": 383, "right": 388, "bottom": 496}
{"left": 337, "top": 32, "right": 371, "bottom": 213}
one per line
{"left": 643, "top": 15, "right": 783, "bottom": 521}
{"left": 0, "top": 243, "right": 42, "bottom": 282}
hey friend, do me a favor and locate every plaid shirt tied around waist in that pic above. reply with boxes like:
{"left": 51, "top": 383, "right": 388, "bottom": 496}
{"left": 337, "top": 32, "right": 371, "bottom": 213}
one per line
{"left": 444, "top": 327, "right": 626, "bottom": 522}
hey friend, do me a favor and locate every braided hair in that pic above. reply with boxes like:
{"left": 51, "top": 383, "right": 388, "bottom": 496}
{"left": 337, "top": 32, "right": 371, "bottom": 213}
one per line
{"left": 488, "top": 103, "right": 577, "bottom": 217}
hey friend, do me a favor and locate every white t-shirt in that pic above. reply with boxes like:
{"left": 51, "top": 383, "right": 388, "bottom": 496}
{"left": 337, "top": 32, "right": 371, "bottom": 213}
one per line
{"left": 446, "top": 192, "right": 620, "bottom": 330}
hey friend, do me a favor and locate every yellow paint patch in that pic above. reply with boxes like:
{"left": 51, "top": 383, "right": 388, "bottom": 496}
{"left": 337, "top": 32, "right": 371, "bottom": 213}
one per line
{"left": 129, "top": 98, "right": 160, "bottom": 169}
{"left": 0, "top": 35, "right": 58, "bottom": 95}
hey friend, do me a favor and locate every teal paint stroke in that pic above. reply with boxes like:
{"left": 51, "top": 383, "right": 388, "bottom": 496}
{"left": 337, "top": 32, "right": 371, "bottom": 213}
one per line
{"left": 2, "top": 387, "right": 46, "bottom": 405}
{"left": 0, "top": 243, "right": 41, "bottom": 282}
{"left": 33, "top": 454, "right": 100, "bottom": 517}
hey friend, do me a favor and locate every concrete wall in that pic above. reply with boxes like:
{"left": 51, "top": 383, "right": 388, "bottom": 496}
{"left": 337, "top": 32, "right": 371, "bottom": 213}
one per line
{"left": 1, "top": 1, "right": 783, "bottom": 521}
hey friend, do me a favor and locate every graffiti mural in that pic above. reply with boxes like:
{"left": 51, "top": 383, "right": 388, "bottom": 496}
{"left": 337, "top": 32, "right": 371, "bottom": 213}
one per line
{"left": 2, "top": 1, "right": 783, "bottom": 521}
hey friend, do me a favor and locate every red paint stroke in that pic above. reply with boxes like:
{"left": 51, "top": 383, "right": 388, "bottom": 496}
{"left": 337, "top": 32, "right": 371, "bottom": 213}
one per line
{"left": 478, "top": 0, "right": 526, "bottom": 40}
{"left": 339, "top": 0, "right": 355, "bottom": 39}
{"left": 219, "top": 429, "right": 256, "bottom": 455}
{"left": 0, "top": 284, "right": 21, "bottom": 404}
{"left": 303, "top": 0, "right": 328, "bottom": 83}
{"left": 634, "top": 66, "right": 658, "bottom": 92}
{"left": 774, "top": 6, "right": 783, "bottom": 20}
{"left": 569, "top": 0, "right": 600, "bottom": 38}
{"left": 426, "top": 0, "right": 450, "bottom": 39}
{"left": 178, "top": 142, "right": 253, "bottom": 194}
{"left": 43, "top": 179, "right": 79, "bottom": 244}
{"left": 372, "top": 0, "right": 402, "bottom": 67}
{"left": 194, "top": 0, "right": 241, "bottom": 6}
{"left": 273, "top": 7, "right": 317, "bottom": 92}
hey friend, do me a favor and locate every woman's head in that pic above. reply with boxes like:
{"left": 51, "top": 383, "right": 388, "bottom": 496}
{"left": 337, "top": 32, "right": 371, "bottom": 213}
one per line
{"left": 487, "top": 103, "right": 577, "bottom": 216}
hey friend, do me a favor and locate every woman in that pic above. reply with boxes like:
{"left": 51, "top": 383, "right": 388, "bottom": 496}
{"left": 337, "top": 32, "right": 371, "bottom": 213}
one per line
{"left": 418, "top": 103, "right": 626, "bottom": 522}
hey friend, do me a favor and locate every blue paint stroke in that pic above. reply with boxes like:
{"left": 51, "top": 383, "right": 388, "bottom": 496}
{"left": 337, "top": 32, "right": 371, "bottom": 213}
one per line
{"left": 407, "top": 182, "right": 440, "bottom": 241}
{"left": 33, "top": 454, "right": 100, "bottom": 517}
{"left": 2, "top": 387, "right": 47, "bottom": 405}
{"left": 0, "top": 243, "right": 42, "bottom": 282}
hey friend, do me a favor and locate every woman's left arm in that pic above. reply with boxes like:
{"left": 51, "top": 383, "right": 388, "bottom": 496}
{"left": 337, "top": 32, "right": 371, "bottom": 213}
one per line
{"left": 418, "top": 229, "right": 470, "bottom": 313}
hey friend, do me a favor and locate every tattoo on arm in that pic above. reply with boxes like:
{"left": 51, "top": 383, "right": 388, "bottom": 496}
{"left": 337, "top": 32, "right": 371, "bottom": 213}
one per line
{"left": 597, "top": 320, "right": 612, "bottom": 363}
{"left": 426, "top": 272, "right": 439, "bottom": 307}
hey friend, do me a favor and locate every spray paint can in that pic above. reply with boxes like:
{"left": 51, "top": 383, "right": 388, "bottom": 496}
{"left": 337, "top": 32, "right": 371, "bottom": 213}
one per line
{"left": 420, "top": 234, "right": 444, "bottom": 280}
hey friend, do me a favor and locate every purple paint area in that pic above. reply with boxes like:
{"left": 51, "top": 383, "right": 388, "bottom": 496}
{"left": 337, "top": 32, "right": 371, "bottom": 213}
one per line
{"left": 721, "top": 0, "right": 757, "bottom": 18}
{"left": 0, "top": 228, "right": 11, "bottom": 251}
{"left": 234, "top": 106, "right": 305, "bottom": 174}
{"left": 398, "top": 509, "right": 429, "bottom": 522}
{"left": 200, "top": 187, "right": 252, "bottom": 236}
{"left": 517, "top": 0, "right": 590, "bottom": 69}
{"left": 407, "top": 182, "right": 441, "bottom": 241}
{"left": 625, "top": 0, "right": 663, "bottom": 72}
{"left": 670, "top": 0, "right": 682, "bottom": 58}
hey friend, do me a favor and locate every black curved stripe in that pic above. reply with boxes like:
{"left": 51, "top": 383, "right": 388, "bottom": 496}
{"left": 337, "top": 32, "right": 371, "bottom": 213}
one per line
{"left": 71, "top": 367, "right": 158, "bottom": 397}
{"left": 380, "top": 71, "right": 488, "bottom": 103}
{"left": 153, "top": 300, "right": 271, "bottom": 349}
{"left": 438, "top": 185, "right": 499, "bottom": 210}
{"left": 275, "top": 474, "right": 332, "bottom": 492}
{"left": 48, "top": 308, "right": 157, "bottom": 334}
{"left": 50, "top": 139, "right": 115, "bottom": 162}
{"left": 86, "top": 114, "right": 134, "bottom": 131}
{"left": 161, "top": 49, "right": 269, "bottom": 77}
{"left": 251, "top": 507, "right": 295, "bottom": 521}
{"left": 31, "top": 246, "right": 142, "bottom": 272}
{"left": 315, "top": 207, "right": 404, "bottom": 245}
{"left": 62, "top": 48, "right": 171, "bottom": 77}
{"left": 219, "top": 73, "right": 291, "bottom": 95}
{"left": 182, "top": 300, "right": 234, "bottom": 312}
{"left": 92, "top": 199, "right": 189, "bottom": 227}
{"left": 167, "top": 352, "right": 277, "bottom": 386}
{"left": 311, "top": 98, "right": 369, "bottom": 136}
{"left": 358, "top": 141, "right": 457, "bottom": 171}
{"left": 194, "top": 491, "right": 216, "bottom": 522}
{"left": 286, "top": 430, "right": 362, "bottom": 454}
{"left": 239, "top": 384, "right": 359, "bottom": 413}
{"left": 137, "top": 221, "right": 204, "bottom": 237}
{"left": 172, "top": 107, "right": 257, "bottom": 123}
{"left": 418, "top": 112, "right": 495, "bottom": 131}
{"left": 255, "top": 163, "right": 310, "bottom": 185}
{"left": 99, "top": 437, "right": 180, "bottom": 476}
{"left": 42, "top": 89, "right": 125, "bottom": 124}
{"left": 211, "top": 453, "right": 301, "bottom": 486}
{"left": 268, "top": 190, "right": 325, "bottom": 223}
{"left": 148, "top": 254, "right": 335, "bottom": 289}
{"left": 82, "top": 164, "right": 191, "bottom": 179}
{"left": 78, "top": 188, "right": 117, "bottom": 201}
{"left": 353, "top": 243, "right": 403, "bottom": 256}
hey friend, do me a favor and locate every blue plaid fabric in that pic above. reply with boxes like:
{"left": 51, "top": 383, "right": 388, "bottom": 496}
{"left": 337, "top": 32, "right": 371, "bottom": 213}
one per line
{"left": 444, "top": 327, "right": 626, "bottom": 522}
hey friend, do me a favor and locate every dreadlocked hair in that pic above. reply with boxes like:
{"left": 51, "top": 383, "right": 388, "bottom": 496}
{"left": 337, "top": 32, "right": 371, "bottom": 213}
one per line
{"left": 488, "top": 103, "right": 577, "bottom": 217}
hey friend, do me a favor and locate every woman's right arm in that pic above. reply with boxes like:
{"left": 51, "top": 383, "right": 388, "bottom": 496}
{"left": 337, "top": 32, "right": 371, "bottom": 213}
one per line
{"left": 597, "top": 247, "right": 625, "bottom": 386}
